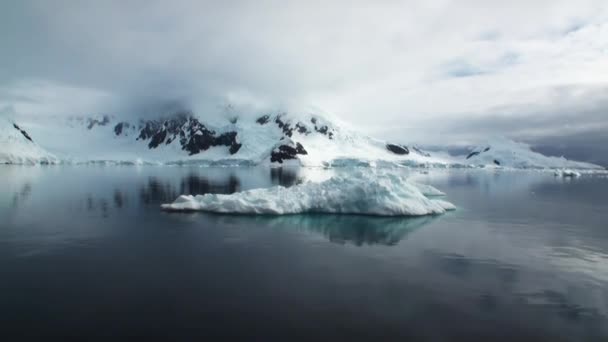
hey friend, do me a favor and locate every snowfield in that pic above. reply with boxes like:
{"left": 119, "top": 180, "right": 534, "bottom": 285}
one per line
{"left": 463, "top": 138, "right": 602, "bottom": 170}
{"left": 161, "top": 170, "right": 456, "bottom": 216}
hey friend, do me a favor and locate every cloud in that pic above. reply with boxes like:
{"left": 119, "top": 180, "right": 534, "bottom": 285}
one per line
{"left": 0, "top": 0, "right": 607, "bottom": 157}
{"left": 441, "top": 59, "right": 486, "bottom": 78}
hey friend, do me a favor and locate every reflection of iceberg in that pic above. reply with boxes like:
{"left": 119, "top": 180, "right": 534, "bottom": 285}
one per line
{"left": 272, "top": 215, "right": 436, "bottom": 246}
{"left": 212, "top": 214, "right": 437, "bottom": 246}
{"left": 161, "top": 171, "right": 455, "bottom": 216}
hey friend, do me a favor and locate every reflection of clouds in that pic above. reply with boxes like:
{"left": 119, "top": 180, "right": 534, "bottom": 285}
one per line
{"left": 424, "top": 251, "right": 520, "bottom": 285}
{"left": 411, "top": 169, "right": 553, "bottom": 195}
{"left": 422, "top": 249, "right": 608, "bottom": 330}
{"left": 517, "top": 290, "right": 604, "bottom": 323}
{"left": 210, "top": 214, "right": 436, "bottom": 246}
{"left": 542, "top": 246, "right": 608, "bottom": 284}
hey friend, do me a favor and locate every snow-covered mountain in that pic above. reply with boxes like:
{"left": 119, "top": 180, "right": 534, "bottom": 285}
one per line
{"left": 463, "top": 138, "right": 603, "bottom": 170}
{"left": 5, "top": 111, "right": 604, "bottom": 170}
{"left": 20, "top": 111, "right": 445, "bottom": 167}
{"left": 0, "top": 117, "right": 58, "bottom": 165}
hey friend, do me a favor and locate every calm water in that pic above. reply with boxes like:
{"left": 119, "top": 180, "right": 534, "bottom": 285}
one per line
{"left": 1, "top": 166, "right": 607, "bottom": 340}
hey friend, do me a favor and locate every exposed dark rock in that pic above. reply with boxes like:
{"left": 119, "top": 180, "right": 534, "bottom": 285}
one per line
{"left": 87, "top": 115, "right": 110, "bottom": 129}
{"left": 256, "top": 115, "right": 270, "bottom": 125}
{"left": 386, "top": 144, "right": 409, "bottom": 155}
{"left": 114, "top": 122, "right": 130, "bottom": 136}
{"left": 229, "top": 142, "right": 242, "bottom": 155}
{"left": 295, "top": 142, "right": 307, "bottom": 155}
{"left": 135, "top": 112, "right": 241, "bottom": 155}
{"left": 466, "top": 151, "right": 480, "bottom": 159}
{"left": 270, "top": 142, "right": 308, "bottom": 163}
{"left": 148, "top": 129, "right": 167, "bottom": 149}
{"left": 12, "top": 123, "right": 33, "bottom": 142}
{"left": 412, "top": 146, "right": 431, "bottom": 157}
{"left": 295, "top": 122, "right": 309, "bottom": 134}
{"left": 483, "top": 147, "right": 491, "bottom": 152}
{"left": 493, "top": 159, "right": 501, "bottom": 165}
{"left": 275, "top": 115, "right": 293, "bottom": 137}
{"left": 137, "top": 120, "right": 163, "bottom": 141}
{"left": 311, "top": 120, "right": 334, "bottom": 139}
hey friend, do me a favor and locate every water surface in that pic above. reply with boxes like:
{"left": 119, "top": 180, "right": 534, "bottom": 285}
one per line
{"left": 1, "top": 166, "right": 607, "bottom": 340}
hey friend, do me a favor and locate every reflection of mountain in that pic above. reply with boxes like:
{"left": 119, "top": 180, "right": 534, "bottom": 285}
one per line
{"left": 139, "top": 173, "right": 241, "bottom": 204}
{"left": 250, "top": 215, "right": 436, "bottom": 246}
{"left": 270, "top": 167, "right": 303, "bottom": 186}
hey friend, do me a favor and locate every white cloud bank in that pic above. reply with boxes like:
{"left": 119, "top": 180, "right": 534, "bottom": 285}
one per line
{"left": 0, "top": 0, "right": 607, "bottom": 148}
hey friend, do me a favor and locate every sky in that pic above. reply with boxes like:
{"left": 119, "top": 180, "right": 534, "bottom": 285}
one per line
{"left": 1, "top": 0, "right": 607, "bottom": 162}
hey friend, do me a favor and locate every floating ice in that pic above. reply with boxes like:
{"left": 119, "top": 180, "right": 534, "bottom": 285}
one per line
{"left": 161, "top": 171, "right": 455, "bottom": 216}
{"left": 554, "top": 169, "right": 581, "bottom": 178}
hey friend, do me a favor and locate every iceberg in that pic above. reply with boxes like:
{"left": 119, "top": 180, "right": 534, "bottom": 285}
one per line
{"left": 554, "top": 169, "right": 581, "bottom": 178}
{"left": 161, "top": 171, "right": 455, "bottom": 216}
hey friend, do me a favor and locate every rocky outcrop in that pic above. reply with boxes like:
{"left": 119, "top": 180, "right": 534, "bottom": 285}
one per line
{"left": 87, "top": 115, "right": 111, "bottom": 129}
{"left": 310, "top": 118, "right": 334, "bottom": 139}
{"left": 412, "top": 146, "right": 431, "bottom": 157}
{"left": 133, "top": 113, "right": 241, "bottom": 155}
{"left": 12, "top": 123, "right": 33, "bottom": 142}
{"left": 256, "top": 115, "right": 270, "bottom": 125}
{"left": 466, "top": 151, "right": 480, "bottom": 159}
{"left": 270, "top": 140, "right": 308, "bottom": 163}
{"left": 386, "top": 144, "right": 409, "bottom": 155}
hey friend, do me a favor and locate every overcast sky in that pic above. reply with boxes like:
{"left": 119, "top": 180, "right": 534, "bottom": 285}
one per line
{"left": 1, "top": 0, "right": 607, "bottom": 160}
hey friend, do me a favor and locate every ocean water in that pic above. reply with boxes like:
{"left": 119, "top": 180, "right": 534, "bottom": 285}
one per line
{"left": 1, "top": 166, "right": 607, "bottom": 340}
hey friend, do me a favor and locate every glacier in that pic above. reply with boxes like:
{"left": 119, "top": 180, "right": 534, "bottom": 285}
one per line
{"left": 161, "top": 171, "right": 455, "bottom": 216}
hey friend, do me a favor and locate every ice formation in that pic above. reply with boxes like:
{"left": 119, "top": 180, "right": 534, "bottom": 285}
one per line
{"left": 554, "top": 169, "right": 582, "bottom": 178}
{"left": 161, "top": 171, "right": 455, "bottom": 216}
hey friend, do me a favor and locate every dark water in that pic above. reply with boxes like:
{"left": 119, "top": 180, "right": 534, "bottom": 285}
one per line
{"left": 1, "top": 166, "right": 607, "bottom": 340}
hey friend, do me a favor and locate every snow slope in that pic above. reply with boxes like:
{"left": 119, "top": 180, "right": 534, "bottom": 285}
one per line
{"left": 0, "top": 117, "right": 58, "bottom": 165}
{"left": 463, "top": 138, "right": 603, "bottom": 170}
{"left": 161, "top": 170, "right": 455, "bottom": 216}
{"left": 22, "top": 111, "right": 448, "bottom": 167}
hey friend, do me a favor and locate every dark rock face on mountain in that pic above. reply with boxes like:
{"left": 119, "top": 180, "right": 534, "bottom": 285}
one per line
{"left": 129, "top": 112, "right": 241, "bottom": 155}
{"left": 184, "top": 130, "right": 241, "bottom": 155}
{"left": 466, "top": 151, "right": 480, "bottom": 159}
{"left": 87, "top": 115, "right": 111, "bottom": 130}
{"left": 493, "top": 159, "right": 501, "bottom": 165}
{"left": 466, "top": 146, "right": 490, "bottom": 159}
{"left": 271, "top": 141, "right": 308, "bottom": 163}
{"left": 275, "top": 115, "right": 294, "bottom": 137}
{"left": 256, "top": 115, "right": 270, "bottom": 125}
{"left": 386, "top": 144, "right": 409, "bottom": 155}
{"left": 412, "top": 146, "right": 431, "bottom": 157}
{"left": 12, "top": 123, "right": 33, "bottom": 142}
{"left": 113, "top": 122, "right": 131, "bottom": 136}
{"left": 310, "top": 118, "right": 334, "bottom": 139}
